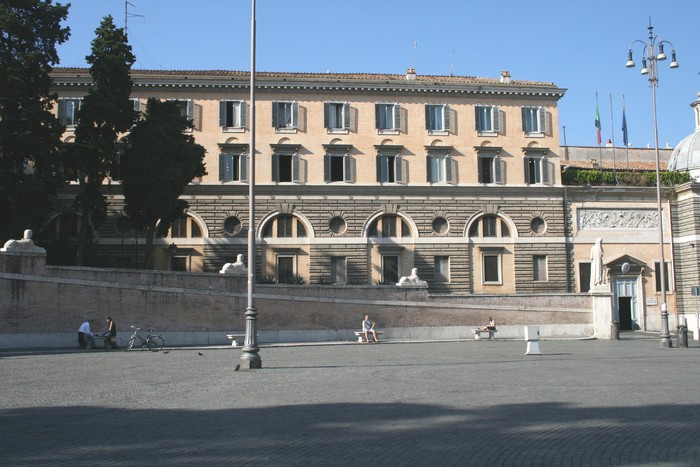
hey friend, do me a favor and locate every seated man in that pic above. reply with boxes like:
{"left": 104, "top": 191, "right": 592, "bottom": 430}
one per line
{"left": 78, "top": 319, "right": 96, "bottom": 349}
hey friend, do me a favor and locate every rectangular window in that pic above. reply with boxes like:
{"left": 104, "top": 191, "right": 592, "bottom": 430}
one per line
{"left": 324, "top": 153, "right": 353, "bottom": 183}
{"left": 521, "top": 106, "right": 546, "bottom": 134}
{"left": 219, "top": 153, "right": 248, "bottom": 182}
{"left": 331, "top": 257, "right": 347, "bottom": 285}
{"left": 58, "top": 98, "right": 82, "bottom": 127}
{"left": 375, "top": 103, "right": 400, "bottom": 131}
{"left": 377, "top": 154, "right": 404, "bottom": 183}
{"left": 277, "top": 255, "right": 296, "bottom": 284}
{"left": 220, "top": 100, "right": 246, "bottom": 129}
{"left": 272, "top": 153, "right": 300, "bottom": 183}
{"left": 475, "top": 105, "right": 500, "bottom": 133}
{"left": 425, "top": 104, "right": 449, "bottom": 132}
{"left": 272, "top": 101, "right": 298, "bottom": 129}
{"left": 382, "top": 255, "right": 399, "bottom": 284}
{"left": 435, "top": 256, "right": 450, "bottom": 283}
{"left": 534, "top": 255, "right": 548, "bottom": 281}
{"left": 172, "top": 99, "right": 194, "bottom": 120}
{"left": 478, "top": 155, "right": 502, "bottom": 184}
{"left": 324, "top": 102, "right": 350, "bottom": 131}
{"left": 526, "top": 157, "right": 546, "bottom": 184}
{"left": 655, "top": 261, "right": 671, "bottom": 293}
{"left": 428, "top": 154, "right": 452, "bottom": 183}
{"left": 483, "top": 252, "right": 501, "bottom": 284}
{"left": 171, "top": 256, "right": 189, "bottom": 272}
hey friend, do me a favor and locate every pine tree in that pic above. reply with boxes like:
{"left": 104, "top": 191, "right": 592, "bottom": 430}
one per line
{"left": 0, "top": 0, "right": 70, "bottom": 243}
{"left": 121, "top": 99, "right": 206, "bottom": 268}
{"left": 64, "top": 15, "right": 135, "bottom": 265}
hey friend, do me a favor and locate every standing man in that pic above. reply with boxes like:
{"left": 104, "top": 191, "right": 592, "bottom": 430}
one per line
{"left": 105, "top": 316, "right": 117, "bottom": 349}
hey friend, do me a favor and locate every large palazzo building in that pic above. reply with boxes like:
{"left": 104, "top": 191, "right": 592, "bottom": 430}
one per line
{"left": 45, "top": 67, "right": 696, "bottom": 333}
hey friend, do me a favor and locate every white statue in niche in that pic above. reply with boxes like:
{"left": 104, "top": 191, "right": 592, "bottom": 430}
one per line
{"left": 397, "top": 268, "right": 428, "bottom": 288}
{"left": 589, "top": 238, "right": 605, "bottom": 290}
{"left": 220, "top": 254, "right": 247, "bottom": 276}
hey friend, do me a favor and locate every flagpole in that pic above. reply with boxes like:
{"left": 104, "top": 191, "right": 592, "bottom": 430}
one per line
{"left": 622, "top": 95, "right": 630, "bottom": 171}
{"left": 595, "top": 92, "right": 603, "bottom": 181}
{"left": 609, "top": 93, "right": 617, "bottom": 182}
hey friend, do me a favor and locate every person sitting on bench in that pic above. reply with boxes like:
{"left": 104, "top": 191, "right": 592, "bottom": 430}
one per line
{"left": 101, "top": 316, "right": 118, "bottom": 349}
{"left": 78, "top": 319, "right": 95, "bottom": 349}
{"left": 480, "top": 317, "right": 496, "bottom": 332}
{"left": 362, "top": 315, "right": 380, "bottom": 343}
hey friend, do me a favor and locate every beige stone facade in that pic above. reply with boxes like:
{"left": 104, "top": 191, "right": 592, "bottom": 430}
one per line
{"left": 42, "top": 68, "right": 689, "bottom": 335}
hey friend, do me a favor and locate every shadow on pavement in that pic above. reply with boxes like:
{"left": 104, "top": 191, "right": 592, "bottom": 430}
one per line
{"left": 2, "top": 402, "right": 700, "bottom": 465}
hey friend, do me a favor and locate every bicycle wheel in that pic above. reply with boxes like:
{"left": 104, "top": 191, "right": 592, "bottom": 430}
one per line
{"left": 147, "top": 335, "right": 164, "bottom": 352}
{"left": 127, "top": 337, "right": 135, "bottom": 351}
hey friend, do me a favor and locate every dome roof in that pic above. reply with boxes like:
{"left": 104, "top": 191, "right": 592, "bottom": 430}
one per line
{"left": 668, "top": 94, "right": 700, "bottom": 174}
{"left": 668, "top": 130, "right": 700, "bottom": 172}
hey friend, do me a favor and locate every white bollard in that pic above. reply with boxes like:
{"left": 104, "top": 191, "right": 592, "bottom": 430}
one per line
{"left": 524, "top": 325, "right": 541, "bottom": 355}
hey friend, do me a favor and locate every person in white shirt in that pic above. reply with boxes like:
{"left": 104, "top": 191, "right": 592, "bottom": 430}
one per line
{"left": 78, "top": 319, "right": 95, "bottom": 349}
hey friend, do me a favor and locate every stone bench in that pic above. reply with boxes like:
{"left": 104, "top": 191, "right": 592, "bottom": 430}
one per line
{"left": 353, "top": 330, "right": 384, "bottom": 342}
{"left": 472, "top": 329, "right": 498, "bottom": 340}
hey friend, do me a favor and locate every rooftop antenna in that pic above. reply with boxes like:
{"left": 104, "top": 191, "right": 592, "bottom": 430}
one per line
{"left": 124, "top": 1, "right": 144, "bottom": 37}
{"left": 412, "top": 41, "right": 417, "bottom": 70}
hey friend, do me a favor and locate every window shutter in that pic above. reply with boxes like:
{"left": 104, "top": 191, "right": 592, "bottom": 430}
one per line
{"left": 193, "top": 104, "right": 202, "bottom": 131}
{"left": 133, "top": 99, "right": 141, "bottom": 113}
{"left": 58, "top": 100, "right": 66, "bottom": 125}
{"left": 219, "top": 101, "right": 226, "bottom": 127}
{"left": 343, "top": 103, "right": 350, "bottom": 130}
{"left": 323, "top": 154, "right": 331, "bottom": 182}
{"left": 494, "top": 156, "right": 503, "bottom": 184}
{"left": 271, "top": 102, "right": 279, "bottom": 128}
{"left": 541, "top": 157, "right": 549, "bottom": 184}
{"left": 524, "top": 157, "right": 531, "bottom": 184}
{"left": 426, "top": 155, "right": 433, "bottom": 182}
{"left": 272, "top": 154, "right": 279, "bottom": 181}
{"left": 493, "top": 106, "right": 500, "bottom": 133}
{"left": 240, "top": 154, "right": 249, "bottom": 183}
{"left": 444, "top": 105, "right": 450, "bottom": 131}
{"left": 521, "top": 108, "right": 527, "bottom": 132}
{"left": 323, "top": 103, "right": 330, "bottom": 129}
{"left": 425, "top": 106, "right": 431, "bottom": 130}
{"left": 394, "top": 104, "right": 401, "bottom": 131}
{"left": 219, "top": 154, "right": 226, "bottom": 181}
{"left": 376, "top": 156, "right": 383, "bottom": 182}
{"left": 240, "top": 102, "right": 247, "bottom": 128}
{"left": 539, "top": 107, "right": 547, "bottom": 133}
{"left": 292, "top": 102, "right": 299, "bottom": 128}
{"left": 395, "top": 155, "right": 404, "bottom": 183}
{"left": 445, "top": 155, "right": 453, "bottom": 183}
{"left": 187, "top": 100, "right": 194, "bottom": 120}
{"left": 343, "top": 154, "right": 353, "bottom": 183}
{"left": 291, "top": 154, "right": 300, "bottom": 182}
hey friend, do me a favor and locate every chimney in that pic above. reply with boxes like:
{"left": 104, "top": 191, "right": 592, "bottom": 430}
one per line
{"left": 406, "top": 68, "right": 416, "bottom": 81}
{"left": 500, "top": 70, "right": 512, "bottom": 84}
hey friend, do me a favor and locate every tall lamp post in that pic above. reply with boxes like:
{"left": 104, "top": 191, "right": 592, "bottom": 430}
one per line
{"left": 240, "top": 0, "right": 261, "bottom": 369}
{"left": 625, "top": 20, "right": 679, "bottom": 348}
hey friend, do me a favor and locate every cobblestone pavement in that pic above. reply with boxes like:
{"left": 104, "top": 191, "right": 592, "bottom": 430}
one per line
{"left": 1, "top": 337, "right": 700, "bottom": 466}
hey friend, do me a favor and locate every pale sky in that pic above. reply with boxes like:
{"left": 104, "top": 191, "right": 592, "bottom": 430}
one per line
{"left": 55, "top": 0, "right": 700, "bottom": 149}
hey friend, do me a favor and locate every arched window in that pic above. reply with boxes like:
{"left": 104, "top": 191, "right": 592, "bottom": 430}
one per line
{"left": 368, "top": 214, "right": 411, "bottom": 238}
{"left": 261, "top": 214, "right": 307, "bottom": 238}
{"left": 161, "top": 215, "right": 203, "bottom": 239}
{"left": 468, "top": 215, "right": 510, "bottom": 238}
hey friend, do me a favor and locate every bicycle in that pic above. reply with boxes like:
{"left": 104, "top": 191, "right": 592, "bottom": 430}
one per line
{"left": 126, "top": 325, "right": 165, "bottom": 352}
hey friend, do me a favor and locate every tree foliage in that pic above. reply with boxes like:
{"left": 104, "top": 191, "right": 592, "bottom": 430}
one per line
{"left": 121, "top": 98, "right": 206, "bottom": 268}
{"left": 64, "top": 15, "right": 135, "bottom": 265}
{"left": 562, "top": 168, "right": 693, "bottom": 187}
{"left": 0, "top": 0, "right": 69, "bottom": 243}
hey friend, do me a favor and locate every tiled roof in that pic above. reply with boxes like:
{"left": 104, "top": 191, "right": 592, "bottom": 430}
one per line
{"left": 562, "top": 159, "right": 667, "bottom": 171}
{"left": 51, "top": 67, "right": 561, "bottom": 88}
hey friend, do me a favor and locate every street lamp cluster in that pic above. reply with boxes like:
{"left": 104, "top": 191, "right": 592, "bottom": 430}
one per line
{"left": 625, "top": 21, "right": 679, "bottom": 348}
